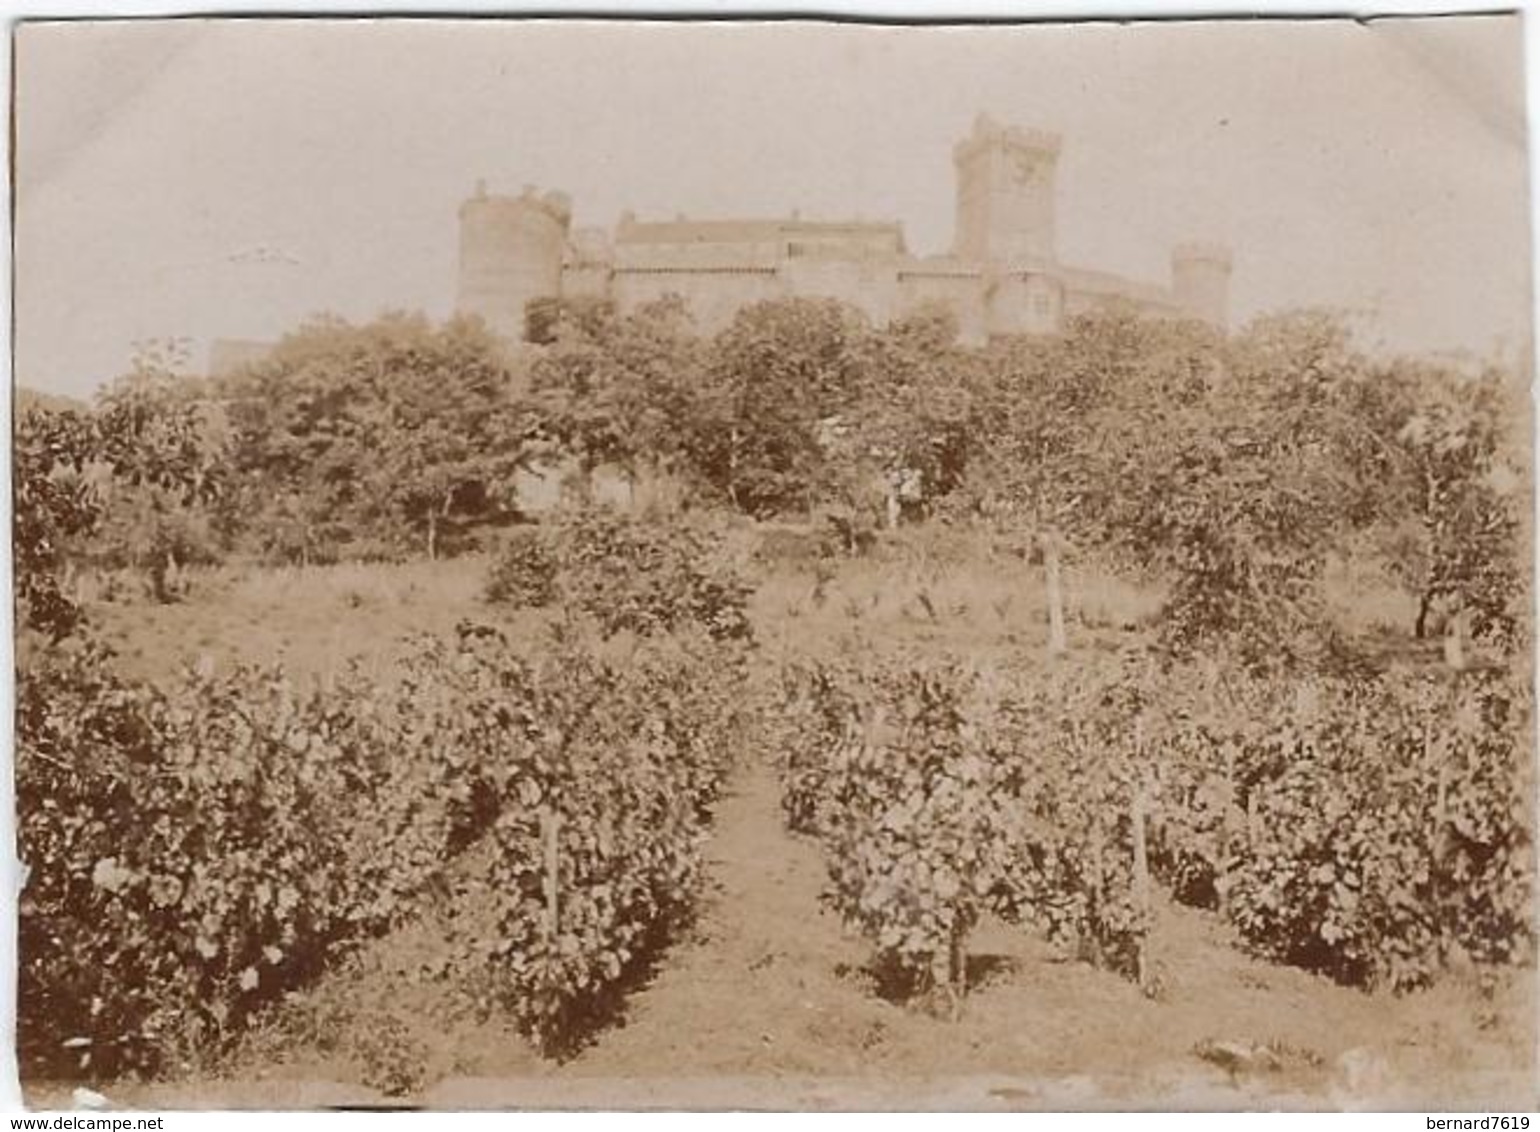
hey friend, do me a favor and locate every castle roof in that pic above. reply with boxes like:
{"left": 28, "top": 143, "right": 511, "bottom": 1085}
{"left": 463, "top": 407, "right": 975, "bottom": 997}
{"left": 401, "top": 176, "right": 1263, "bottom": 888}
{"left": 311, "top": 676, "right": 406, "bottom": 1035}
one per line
{"left": 617, "top": 215, "right": 905, "bottom": 252}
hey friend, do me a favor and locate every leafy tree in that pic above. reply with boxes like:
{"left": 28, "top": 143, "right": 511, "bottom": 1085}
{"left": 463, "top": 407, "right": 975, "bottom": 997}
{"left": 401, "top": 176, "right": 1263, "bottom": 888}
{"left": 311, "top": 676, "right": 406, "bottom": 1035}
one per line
{"left": 527, "top": 296, "right": 706, "bottom": 499}
{"left": 14, "top": 406, "right": 101, "bottom": 639}
{"left": 374, "top": 316, "right": 531, "bottom": 559}
{"left": 15, "top": 337, "right": 235, "bottom": 627}
{"left": 220, "top": 313, "right": 528, "bottom": 561}
{"left": 837, "top": 305, "right": 978, "bottom": 524}
{"left": 700, "top": 297, "right": 870, "bottom": 516}
{"left": 958, "top": 309, "right": 1222, "bottom": 651}
{"left": 90, "top": 342, "right": 231, "bottom": 597}
{"left": 1114, "top": 311, "right": 1375, "bottom": 667}
{"left": 1368, "top": 359, "right": 1524, "bottom": 647}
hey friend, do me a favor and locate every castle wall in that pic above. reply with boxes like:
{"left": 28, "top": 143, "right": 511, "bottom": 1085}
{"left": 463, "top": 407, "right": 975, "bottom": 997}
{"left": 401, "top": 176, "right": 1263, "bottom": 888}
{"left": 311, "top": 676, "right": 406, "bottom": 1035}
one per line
{"left": 616, "top": 216, "right": 901, "bottom": 265}
{"left": 779, "top": 257, "right": 898, "bottom": 327}
{"left": 1024, "top": 273, "right": 1065, "bottom": 335}
{"left": 985, "top": 271, "right": 1065, "bottom": 337}
{"left": 616, "top": 239, "right": 781, "bottom": 271}
{"left": 612, "top": 267, "right": 783, "bottom": 334}
{"left": 896, "top": 267, "right": 988, "bottom": 344}
{"left": 560, "top": 264, "right": 613, "bottom": 301}
{"left": 1061, "top": 287, "right": 1106, "bottom": 321}
{"left": 1062, "top": 286, "right": 1183, "bottom": 324}
{"left": 561, "top": 226, "right": 615, "bottom": 301}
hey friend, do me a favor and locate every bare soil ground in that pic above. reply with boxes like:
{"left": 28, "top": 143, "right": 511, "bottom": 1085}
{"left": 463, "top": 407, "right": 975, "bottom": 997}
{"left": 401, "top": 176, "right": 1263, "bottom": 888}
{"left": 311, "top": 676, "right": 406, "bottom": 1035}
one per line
{"left": 27, "top": 555, "right": 1536, "bottom": 1110}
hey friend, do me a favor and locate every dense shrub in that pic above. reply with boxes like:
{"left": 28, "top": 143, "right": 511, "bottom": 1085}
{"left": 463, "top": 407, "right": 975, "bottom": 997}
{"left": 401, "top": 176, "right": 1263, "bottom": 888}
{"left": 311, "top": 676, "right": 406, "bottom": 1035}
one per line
{"left": 778, "top": 651, "right": 1534, "bottom": 1007}
{"left": 474, "top": 628, "right": 747, "bottom": 1052}
{"left": 556, "top": 509, "right": 752, "bottom": 640}
{"left": 779, "top": 661, "right": 1018, "bottom": 1005}
{"left": 1209, "top": 672, "right": 1533, "bottom": 989}
{"left": 17, "top": 644, "right": 398, "bottom": 1077}
{"left": 18, "top": 621, "right": 748, "bottom": 1077}
{"left": 752, "top": 522, "right": 840, "bottom": 568}
{"left": 778, "top": 656, "right": 1154, "bottom": 1008}
{"left": 484, "top": 527, "right": 559, "bottom": 608}
{"left": 15, "top": 408, "right": 102, "bottom": 640}
{"left": 1095, "top": 661, "right": 1532, "bottom": 991}
{"left": 486, "top": 509, "right": 754, "bottom": 642}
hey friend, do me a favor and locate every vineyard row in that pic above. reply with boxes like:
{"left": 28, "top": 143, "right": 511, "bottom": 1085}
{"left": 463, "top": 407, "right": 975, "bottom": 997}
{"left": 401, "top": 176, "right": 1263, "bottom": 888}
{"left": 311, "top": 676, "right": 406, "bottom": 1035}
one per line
{"left": 18, "top": 625, "right": 749, "bottom": 1077}
{"left": 775, "top": 653, "right": 1533, "bottom": 1006}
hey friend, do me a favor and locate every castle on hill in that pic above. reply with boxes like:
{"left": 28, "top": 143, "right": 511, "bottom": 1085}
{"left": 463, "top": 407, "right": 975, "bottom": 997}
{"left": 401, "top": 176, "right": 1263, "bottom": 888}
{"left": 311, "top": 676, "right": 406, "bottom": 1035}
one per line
{"left": 207, "top": 114, "right": 1234, "bottom": 377}
{"left": 454, "top": 113, "right": 1234, "bottom": 345}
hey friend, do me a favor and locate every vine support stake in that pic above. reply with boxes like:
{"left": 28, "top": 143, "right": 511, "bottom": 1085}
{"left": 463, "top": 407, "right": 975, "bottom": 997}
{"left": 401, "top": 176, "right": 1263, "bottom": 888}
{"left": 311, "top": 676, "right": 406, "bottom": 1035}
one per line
{"left": 951, "top": 924, "right": 968, "bottom": 1009}
{"left": 1428, "top": 716, "right": 1450, "bottom": 967}
{"left": 541, "top": 806, "right": 561, "bottom": 940}
{"left": 1132, "top": 766, "right": 1153, "bottom": 994}
{"left": 1220, "top": 742, "right": 1237, "bottom": 919}
{"left": 1042, "top": 528, "right": 1067, "bottom": 656}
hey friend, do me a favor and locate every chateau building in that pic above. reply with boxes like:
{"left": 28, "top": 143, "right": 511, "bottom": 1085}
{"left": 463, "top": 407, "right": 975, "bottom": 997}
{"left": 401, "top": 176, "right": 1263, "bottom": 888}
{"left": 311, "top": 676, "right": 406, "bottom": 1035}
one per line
{"left": 455, "top": 114, "right": 1234, "bottom": 345}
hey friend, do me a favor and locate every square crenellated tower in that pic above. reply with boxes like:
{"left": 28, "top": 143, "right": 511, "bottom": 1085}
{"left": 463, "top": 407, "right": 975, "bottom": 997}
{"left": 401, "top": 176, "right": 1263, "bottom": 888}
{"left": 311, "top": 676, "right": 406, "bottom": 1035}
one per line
{"left": 953, "top": 114, "right": 1062, "bottom": 265}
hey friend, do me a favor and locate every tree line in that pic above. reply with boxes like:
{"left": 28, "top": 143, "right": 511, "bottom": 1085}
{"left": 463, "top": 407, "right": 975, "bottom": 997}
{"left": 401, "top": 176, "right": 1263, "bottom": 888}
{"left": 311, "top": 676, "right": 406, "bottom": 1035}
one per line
{"left": 16, "top": 294, "right": 1528, "bottom": 664}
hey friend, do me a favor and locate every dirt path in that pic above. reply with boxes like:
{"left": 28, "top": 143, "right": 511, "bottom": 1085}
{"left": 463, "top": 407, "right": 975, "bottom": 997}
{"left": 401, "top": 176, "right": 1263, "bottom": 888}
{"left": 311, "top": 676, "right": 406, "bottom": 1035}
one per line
{"left": 547, "top": 756, "right": 885, "bottom": 1078}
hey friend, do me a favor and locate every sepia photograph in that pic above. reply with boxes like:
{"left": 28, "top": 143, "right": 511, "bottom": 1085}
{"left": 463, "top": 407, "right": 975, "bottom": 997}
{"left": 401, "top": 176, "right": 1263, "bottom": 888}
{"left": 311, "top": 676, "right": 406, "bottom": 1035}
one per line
{"left": 9, "top": 13, "right": 1537, "bottom": 1112}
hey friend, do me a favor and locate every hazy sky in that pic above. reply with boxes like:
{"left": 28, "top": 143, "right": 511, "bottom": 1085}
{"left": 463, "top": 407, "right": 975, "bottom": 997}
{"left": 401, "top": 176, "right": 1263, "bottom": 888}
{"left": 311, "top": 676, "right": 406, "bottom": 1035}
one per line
{"left": 14, "top": 16, "right": 1533, "bottom": 399}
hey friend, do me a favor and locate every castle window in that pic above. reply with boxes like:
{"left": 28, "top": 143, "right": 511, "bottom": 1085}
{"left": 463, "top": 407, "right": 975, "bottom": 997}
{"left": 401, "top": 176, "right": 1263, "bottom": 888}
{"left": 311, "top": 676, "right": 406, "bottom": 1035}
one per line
{"left": 1033, "top": 294, "right": 1052, "bottom": 317}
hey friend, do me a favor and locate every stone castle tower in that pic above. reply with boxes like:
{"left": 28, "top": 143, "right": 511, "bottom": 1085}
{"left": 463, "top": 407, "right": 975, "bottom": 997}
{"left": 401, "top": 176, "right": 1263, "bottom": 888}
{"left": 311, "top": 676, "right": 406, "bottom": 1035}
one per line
{"left": 456, "top": 181, "right": 572, "bottom": 341}
{"left": 952, "top": 114, "right": 1061, "bottom": 264}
